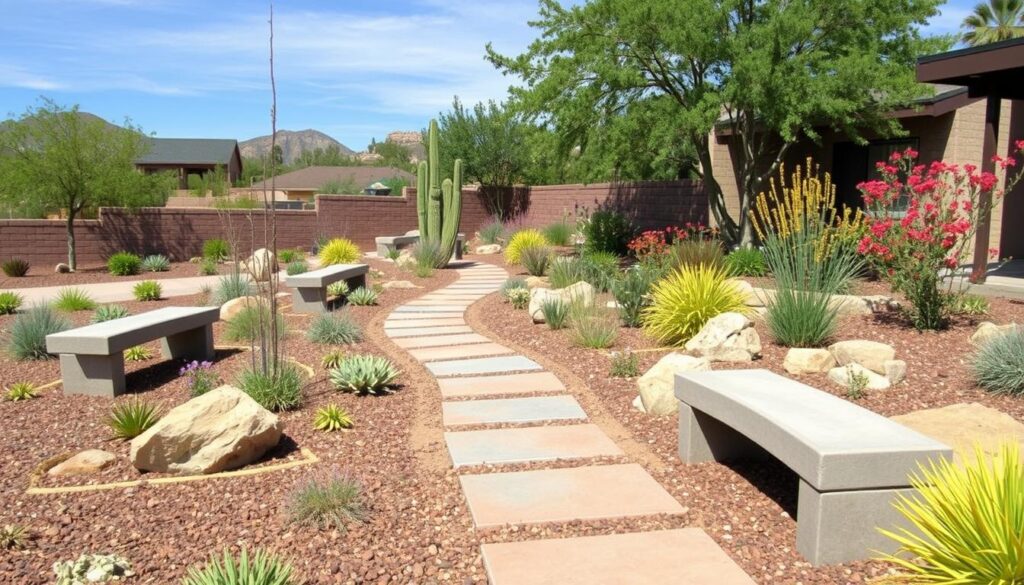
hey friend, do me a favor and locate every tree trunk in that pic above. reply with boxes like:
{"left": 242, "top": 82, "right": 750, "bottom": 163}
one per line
{"left": 696, "top": 146, "right": 739, "bottom": 246}
{"left": 66, "top": 212, "right": 77, "bottom": 271}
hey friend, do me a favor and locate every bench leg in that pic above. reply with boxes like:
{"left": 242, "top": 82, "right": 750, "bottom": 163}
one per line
{"left": 678, "top": 402, "right": 757, "bottom": 463}
{"left": 344, "top": 274, "right": 367, "bottom": 293}
{"left": 796, "top": 480, "right": 914, "bottom": 565}
{"left": 162, "top": 325, "right": 215, "bottom": 361}
{"left": 292, "top": 287, "right": 328, "bottom": 314}
{"left": 59, "top": 353, "right": 125, "bottom": 397}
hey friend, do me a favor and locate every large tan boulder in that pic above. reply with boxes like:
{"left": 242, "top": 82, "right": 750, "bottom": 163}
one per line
{"left": 525, "top": 276, "right": 550, "bottom": 290}
{"left": 475, "top": 244, "right": 501, "bottom": 255}
{"left": 382, "top": 280, "right": 419, "bottom": 290}
{"left": 892, "top": 403, "right": 1024, "bottom": 464}
{"left": 241, "top": 248, "right": 276, "bottom": 281}
{"left": 219, "top": 296, "right": 265, "bottom": 321}
{"left": 528, "top": 282, "right": 594, "bottom": 323}
{"left": 130, "top": 386, "right": 283, "bottom": 474}
{"left": 48, "top": 449, "right": 116, "bottom": 476}
{"left": 684, "top": 312, "right": 761, "bottom": 362}
{"left": 637, "top": 353, "right": 711, "bottom": 416}
{"left": 783, "top": 348, "right": 837, "bottom": 375}
{"left": 828, "top": 339, "right": 895, "bottom": 375}
{"left": 970, "top": 321, "right": 1019, "bottom": 347}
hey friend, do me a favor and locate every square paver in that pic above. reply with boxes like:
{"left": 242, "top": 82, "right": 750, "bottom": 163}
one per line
{"left": 446, "top": 424, "right": 619, "bottom": 467}
{"left": 438, "top": 371, "right": 566, "bottom": 398}
{"left": 385, "top": 325, "right": 473, "bottom": 338}
{"left": 383, "top": 317, "right": 466, "bottom": 329}
{"left": 459, "top": 464, "right": 685, "bottom": 528}
{"left": 410, "top": 342, "right": 514, "bottom": 362}
{"left": 442, "top": 395, "right": 586, "bottom": 426}
{"left": 426, "top": 355, "right": 541, "bottom": 377}
{"left": 386, "top": 311, "right": 465, "bottom": 320}
{"left": 481, "top": 529, "right": 756, "bottom": 585}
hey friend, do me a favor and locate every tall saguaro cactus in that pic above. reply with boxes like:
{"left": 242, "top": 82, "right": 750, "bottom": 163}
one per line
{"left": 416, "top": 119, "right": 463, "bottom": 267}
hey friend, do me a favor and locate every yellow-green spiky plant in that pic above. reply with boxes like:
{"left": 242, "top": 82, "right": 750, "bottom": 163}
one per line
{"left": 877, "top": 442, "right": 1024, "bottom": 584}
{"left": 416, "top": 119, "right": 463, "bottom": 268}
{"left": 641, "top": 263, "right": 747, "bottom": 346}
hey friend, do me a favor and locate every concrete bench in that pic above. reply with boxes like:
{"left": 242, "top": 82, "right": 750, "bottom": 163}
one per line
{"left": 675, "top": 369, "right": 951, "bottom": 565}
{"left": 375, "top": 230, "right": 466, "bottom": 260}
{"left": 46, "top": 306, "right": 219, "bottom": 397}
{"left": 285, "top": 263, "right": 369, "bottom": 313}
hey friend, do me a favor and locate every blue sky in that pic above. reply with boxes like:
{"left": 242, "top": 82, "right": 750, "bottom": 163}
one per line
{"left": 0, "top": 0, "right": 980, "bottom": 150}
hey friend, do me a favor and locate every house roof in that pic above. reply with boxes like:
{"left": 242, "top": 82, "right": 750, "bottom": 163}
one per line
{"left": 136, "top": 138, "right": 239, "bottom": 165}
{"left": 917, "top": 37, "right": 1024, "bottom": 100}
{"left": 251, "top": 166, "right": 415, "bottom": 191}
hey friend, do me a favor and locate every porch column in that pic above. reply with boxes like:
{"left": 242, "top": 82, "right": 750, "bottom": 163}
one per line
{"left": 971, "top": 95, "right": 1002, "bottom": 284}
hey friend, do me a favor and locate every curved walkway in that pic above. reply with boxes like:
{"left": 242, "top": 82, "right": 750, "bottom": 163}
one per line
{"left": 384, "top": 261, "right": 755, "bottom": 585}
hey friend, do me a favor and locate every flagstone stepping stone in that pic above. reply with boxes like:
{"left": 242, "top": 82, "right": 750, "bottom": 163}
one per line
{"left": 393, "top": 305, "right": 469, "bottom": 313}
{"left": 384, "top": 317, "right": 466, "bottom": 329}
{"left": 392, "top": 333, "right": 491, "bottom": 349}
{"left": 446, "top": 424, "right": 619, "bottom": 467}
{"left": 481, "top": 529, "right": 756, "bottom": 585}
{"left": 406, "top": 299, "right": 476, "bottom": 306}
{"left": 419, "top": 294, "right": 485, "bottom": 300}
{"left": 410, "top": 342, "right": 514, "bottom": 362}
{"left": 427, "top": 355, "right": 542, "bottom": 377}
{"left": 385, "top": 325, "right": 474, "bottom": 338}
{"left": 442, "top": 395, "right": 586, "bottom": 426}
{"left": 386, "top": 311, "right": 465, "bottom": 320}
{"left": 438, "top": 371, "right": 566, "bottom": 398}
{"left": 459, "top": 463, "right": 685, "bottom": 528}
{"left": 429, "top": 290, "right": 491, "bottom": 296}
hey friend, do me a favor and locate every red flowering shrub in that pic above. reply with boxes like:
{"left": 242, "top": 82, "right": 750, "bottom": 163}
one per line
{"left": 857, "top": 144, "right": 1024, "bottom": 329}
{"left": 627, "top": 222, "right": 719, "bottom": 262}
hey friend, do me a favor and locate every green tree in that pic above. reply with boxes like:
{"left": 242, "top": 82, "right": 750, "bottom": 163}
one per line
{"left": 962, "top": 0, "right": 1024, "bottom": 45}
{"left": 0, "top": 99, "right": 171, "bottom": 269}
{"left": 435, "top": 97, "right": 534, "bottom": 187}
{"left": 487, "top": 0, "right": 941, "bottom": 245}
{"left": 294, "top": 145, "right": 358, "bottom": 168}
{"left": 373, "top": 141, "right": 413, "bottom": 172}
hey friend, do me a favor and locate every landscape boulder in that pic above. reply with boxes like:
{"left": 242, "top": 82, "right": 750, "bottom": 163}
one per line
{"left": 382, "top": 280, "right": 419, "bottom": 290}
{"left": 525, "top": 276, "right": 550, "bottom": 290}
{"left": 827, "top": 363, "right": 890, "bottom": 392}
{"left": 219, "top": 295, "right": 266, "bottom": 321}
{"left": 783, "top": 348, "right": 837, "bottom": 375}
{"left": 684, "top": 312, "right": 761, "bottom": 362}
{"left": 528, "top": 282, "right": 595, "bottom": 323}
{"left": 892, "top": 403, "right": 1024, "bottom": 464}
{"left": 130, "top": 385, "right": 283, "bottom": 475}
{"left": 48, "top": 449, "right": 116, "bottom": 476}
{"left": 475, "top": 244, "right": 501, "bottom": 255}
{"left": 884, "top": 359, "right": 907, "bottom": 385}
{"left": 828, "top": 339, "right": 896, "bottom": 375}
{"left": 241, "top": 248, "right": 276, "bottom": 282}
{"left": 970, "top": 321, "right": 1019, "bottom": 347}
{"left": 637, "top": 353, "right": 711, "bottom": 416}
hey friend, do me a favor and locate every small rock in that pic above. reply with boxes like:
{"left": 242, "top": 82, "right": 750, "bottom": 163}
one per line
{"left": 475, "top": 244, "right": 501, "bottom": 255}
{"left": 528, "top": 281, "right": 595, "bottom": 323}
{"left": 828, "top": 295, "right": 874, "bottom": 317}
{"left": 631, "top": 395, "right": 646, "bottom": 413}
{"left": 382, "top": 280, "right": 419, "bottom": 290}
{"left": 637, "top": 353, "right": 711, "bottom": 416}
{"left": 828, "top": 340, "right": 896, "bottom": 375}
{"left": 970, "top": 321, "right": 1019, "bottom": 346}
{"left": 861, "top": 295, "right": 900, "bottom": 313}
{"left": 827, "top": 363, "right": 890, "bottom": 392}
{"left": 884, "top": 359, "right": 907, "bottom": 385}
{"left": 219, "top": 296, "right": 266, "bottom": 321}
{"left": 54, "top": 263, "right": 71, "bottom": 274}
{"left": 685, "top": 312, "right": 761, "bottom": 362}
{"left": 783, "top": 348, "right": 836, "bottom": 375}
{"left": 47, "top": 449, "right": 116, "bottom": 476}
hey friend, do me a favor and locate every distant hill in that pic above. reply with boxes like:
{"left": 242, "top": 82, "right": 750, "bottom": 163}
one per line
{"left": 386, "top": 130, "right": 425, "bottom": 162}
{"left": 240, "top": 130, "right": 354, "bottom": 164}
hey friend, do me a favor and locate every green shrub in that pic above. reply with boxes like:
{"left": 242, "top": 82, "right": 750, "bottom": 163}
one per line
{"left": 277, "top": 249, "right": 303, "bottom": 264}
{"left": 285, "top": 260, "right": 308, "bottom": 275}
{"left": 519, "top": 244, "right": 552, "bottom": 276}
{"left": 124, "top": 345, "right": 152, "bottom": 362}
{"left": 506, "top": 288, "right": 530, "bottom": 310}
{"left": 306, "top": 312, "right": 362, "bottom": 345}
{"left": 725, "top": 247, "right": 767, "bottom": 277}
{"left": 238, "top": 364, "right": 303, "bottom": 411}
{"left": 0, "top": 524, "right": 29, "bottom": 549}
{"left": 318, "top": 238, "right": 361, "bottom": 265}
{"left": 212, "top": 272, "right": 252, "bottom": 306}
{"left": 329, "top": 354, "right": 400, "bottom": 395}
{"left": 583, "top": 210, "right": 634, "bottom": 255}
{"left": 642, "top": 264, "right": 747, "bottom": 346}
{"left": 132, "top": 280, "right": 162, "bottom": 302}
{"left": 313, "top": 404, "right": 354, "bottom": 431}
{"left": 198, "top": 258, "right": 219, "bottom": 276}
{"left": 973, "top": 329, "right": 1024, "bottom": 395}
{"left": 141, "top": 254, "right": 170, "bottom": 272}
{"left": 346, "top": 287, "right": 378, "bottom": 306}
{"left": 224, "top": 306, "right": 287, "bottom": 343}
{"left": 542, "top": 221, "right": 573, "bottom": 246}
{"left": 107, "top": 252, "right": 142, "bottom": 276}
{"left": 54, "top": 287, "right": 96, "bottom": 311}
{"left": 0, "top": 291, "right": 23, "bottom": 315}
{"left": 181, "top": 548, "right": 294, "bottom": 585}
{"left": 8, "top": 305, "right": 70, "bottom": 359}
{"left": 668, "top": 240, "right": 725, "bottom": 271}
{"left": 287, "top": 469, "right": 366, "bottom": 530}
{"left": 5, "top": 382, "right": 38, "bottom": 401}
{"left": 202, "top": 239, "right": 230, "bottom": 262}
{"left": 478, "top": 221, "right": 505, "bottom": 245}
{"left": 548, "top": 257, "right": 587, "bottom": 289}
{"left": 579, "top": 251, "right": 620, "bottom": 292}
{"left": 569, "top": 303, "right": 618, "bottom": 349}
{"left": 92, "top": 304, "right": 130, "bottom": 323}
{"left": 1, "top": 258, "right": 29, "bottom": 277}
{"left": 385, "top": 248, "right": 402, "bottom": 261}
{"left": 499, "top": 277, "right": 527, "bottom": 299}
{"left": 540, "top": 298, "right": 570, "bottom": 330}
{"left": 609, "top": 350, "right": 640, "bottom": 378}
{"left": 321, "top": 350, "right": 346, "bottom": 370}
{"left": 106, "top": 399, "right": 160, "bottom": 440}
{"left": 612, "top": 265, "right": 659, "bottom": 327}
{"left": 54, "top": 554, "right": 134, "bottom": 585}
{"left": 411, "top": 239, "right": 447, "bottom": 273}
{"left": 327, "top": 281, "right": 350, "bottom": 298}
{"left": 505, "top": 229, "right": 548, "bottom": 265}
{"left": 954, "top": 293, "right": 990, "bottom": 316}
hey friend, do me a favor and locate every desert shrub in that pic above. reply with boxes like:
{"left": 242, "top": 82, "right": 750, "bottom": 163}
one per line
{"left": 499, "top": 277, "right": 527, "bottom": 300}
{"left": 642, "top": 264, "right": 747, "bottom": 346}
{"left": 579, "top": 251, "right": 620, "bottom": 292}
{"left": 285, "top": 260, "right": 308, "bottom": 275}
{"left": 318, "top": 238, "right": 361, "bottom": 266}
{"left": 505, "top": 229, "right": 548, "bottom": 265}
{"left": 202, "top": 238, "right": 230, "bottom": 262}
{"left": 346, "top": 287, "right": 378, "bottom": 306}
{"left": 1, "top": 258, "right": 29, "bottom": 277}
{"left": 540, "top": 298, "right": 570, "bottom": 330}
{"left": 106, "top": 399, "right": 160, "bottom": 440}
{"left": 124, "top": 345, "right": 152, "bottom": 362}
{"left": 8, "top": 305, "right": 70, "bottom": 359}
{"left": 612, "top": 265, "right": 660, "bottom": 327}
{"left": 609, "top": 350, "right": 639, "bottom": 378}
{"left": 548, "top": 257, "right": 587, "bottom": 289}
{"left": 478, "top": 220, "right": 505, "bottom": 245}
{"left": 0, "top": 291, "right": 23, "bottom": 315}
{"left": 224, "top": 306, "right": 287, "bottom": 343}
{"left": 0, "top": 524, "right": 29, "bottom": 549}
{"left": 198, "top": 258, "right": 219, "bottom": 276}
{"left": 385, "top": 248, "right": 402, "bottom": 261}
{"left": 329, "top": 354, "right": 400, "bottom": 395}
{"left": 327, "top": 281, "right": 350, "bottom": 298}
{"left": 5, "top": 382, "right": 38, "bottom": 401}
{"left": 725, "top": 247, "right": 768, "bottom": 277}
{"left": 519, "top": 244, "right": 552, "bottom": 276}
{"left": 141, "top": 254, "right": 170, "bottom": 272}
{"left": 313, "top": 404, "right": 354, "bottom": 431}
{"left": 321, "top": 350, "right": 346, "bottom": 370}
{"left": 180, "top": 360, "right": 219, "bottom": 397}
{"left": 54, "top": 554, "right": 134, "bottom": 585}
{"left": 306, "top": 312, "right": 362, "bottom": 345}
{"left": 181, "top": 548, "right": 294, "bottom": 585}
{"left": 212, "top": 272, "right": 252, "bottom": 306}
{"left": 668, "top": 240, "right": 725, "bottom": 271}
{"left": 506, "top": 288, "right": 530, "bottom": 310}
{"left": 132, "top": 280, "right": 162, "bottom": 301}
{"left": 411, "top": 239, "right": 448, "bottom": 274}
{"left": 277, "top": 249, "right": 303, "bottom": 264}
{"left": 582, "top": 210, "right": 635, "bottom": 255}
{"left": 54, "top": 287, "right": 97, "bottom": 311}
{"left": 542, "top": 220, "right": 573, "bottom": 246}
{"left": 879, "top": 442, "right": 1024, "bottom": 584}
{"left": 287, "top": 468, "right": 366, "bottom": 530}
{"left": 92, "top": 304, "right": 129, "bottom": 323}
{"left": 569, "top": 303, "right": 618, "bottom": 349}
{"left": 973, "top": 329, "right": 1024, "bottom": 395}
{"left": 107, "top": 252, "right": 142, "bottom": 276}
{"left": 238, "top": 364, "right": 303, "bottom": 411}
{"left": 954, "top": 293, "right": 990, "bottom": 316}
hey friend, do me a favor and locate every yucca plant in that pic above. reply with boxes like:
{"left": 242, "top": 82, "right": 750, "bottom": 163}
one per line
{"left": 519, "top": 244, "right": 552, "bottom": 277}
{"left": 306, "top": 312, "right": 362, "bottom": 345}
{"left": 8, "top": 305, "right": 70, "bottom": 360}
{"left": 641, "top": 264, "right": 747, "bottom": 346}
{"left": 0, "top": 291, "right": 23, "bottom": 315}
{"left": 133, "top": 280, "right": 162, "bottom": 302}
{"left": 92, "top": 304, "right": 130, "bottom": 323}
{"left": 141, "top": 254, "right": 170, "bottom": 272}
{"left": 5, "top": 382, "right": 38, "bottom": 401}
{"left": 106, "top": 399, "right": 161, "bottom": 439}
{"left": 569, "top": 303, "right": 618, "bottom": 349}
{"left": 0, "top": 524, "right": 29, "bottom": 550}
{"left": 1, "top": 258, "right": 29, "bottom": 277}
{"left": 287, "top": 469, "right": 366, "bottom": 530}
{"left": 124, "top": 345, "right": 152, "bottom": 362}
{"left": 346, "top": 287, "right": 378, "bottom": 306}
{"left": 973, "top": 329, "right": 1024, "bottom": 395}
{"left": 107, "top": 251, "right": 142, "bottom": 276}
{"left": 238, "top": 364, "right": 303, "bottom": 412}
{"left": 878, "top": 442, "right": 1024, "bottom": 584}
{"left": 313, "top": 404, "right": 354, "bottom": 431}
{"left": 321, "top": 349, "right": 345, "bottom": 370}
{"left": 318, "top": 238, "right": 361, "bottom": 266}
{"left": 181, "top": 548, "right": 295, "bottom": 585}
{"left": 53, "top": 287, "right": 97, "bottom": 311}
{"left": 211, "top": 272, "right": 253, "bottom": 306}
{"left": 505, "top": 229, "right": 548, "bottom": 265}
{"left": 540, "top": 298, "right": 570, "bottom": 330}
{"left": 329, "top": 354, "right": 400, "bottom": 395}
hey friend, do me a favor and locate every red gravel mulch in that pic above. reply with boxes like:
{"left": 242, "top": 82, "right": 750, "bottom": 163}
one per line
{"left": 0, "top": 261, "right": 233, "bottom": 289}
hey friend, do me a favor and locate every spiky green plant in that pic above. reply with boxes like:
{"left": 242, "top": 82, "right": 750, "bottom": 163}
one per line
{"left": 212, "top": 272, "right": 252, "bottom": 306}
{"left": 327, "top": 280, "right": 350, "bottom": 298}
{"left": 542, "top": 221, "right": 573, "bottom": 246}
{"left": 973, "top": 329, "right": 1024, "bottom": 395}
{"left": 955, "top": 293, "right": 991, "bottom": 316}
{"left": 132, "top": 280, "right": 162, "bottom": 302}
{"left": 548, "top": 256, "right": 587, "bottom": 289}
{"left": 505, "top": 229, "right": 548, "bottom": 265}
{"left": 385, "top": 248, "right": 402, "bottom": 261}
{"left": 285, "top": 260, "right": 308, "bottom": 275}
{"left": 346, "top": 287, "right": 378, "bottom": 306}
{"left": 612, "top": 264, "right": 660, "bottom": 327}
{"left": 92, "top": 304, "right": 130, "bottom": 323}
{"left": 181, "top": 548, "right": 295, "bottom": 585}
{"left": 478, "top": 220, "right": 504, "bottom": 245}
{"left": 410, "top": 239, "right": 448, "bottom": 276}
{"left": 107, "top": 251, "right": 142, "bottom": 276}
{"left": 54, "top": 287, "right": 97, "bottom": 311}
{"left": 0, "top": 291, "right": 23, "bottom": 315}
{"left": 329, "top": 355, "right": 400, "bottom": 395}
{"left": 287, "top": 469, "right": 366, "bottom": 530}
{"left": 202, "top": 239, "right": 230, "bottom": 262}
{"left": 570, "top": 303, "right": 618, "bottom": 349}
{"left": 416, "top": 118, "right": 463, "bottom": 268}
{"left": 124, "top": 345, "right": 152, "bottom": 362}
{"left": 321, "top": 350, "right": 346, "bottom": 370}
{"left": 306, "top": 312, "right": 362, "bottom": 345}
{"left": 499, "top": 277, "right": 527, "bottom": 299}
{"left": 313, "top": 404, "right": 354, "bottom": 431}
{"left": 224, "top": 306, "right": 287, "bottom": 343}
{"left": 579, "top": 251, "right": 620, "bottom": 292}
{"left": 520, "top": 244, "right": 552, "bottom": 277}
{"left": 106, "top": 399, "right": 160, "bottom": 439}
{"left": 642, "top": 264, "right": 747, "bottom": 346}
{"left": 2, "top": 258, "right": 29, "bottom": 277}
{"left": 540, "top": 298, "right": 570, "bottom": 330}
{"left": 238, "top": 364, "right": 304, "bottom": 412}
{"left": 277, "top": 249, "right": 303, "bottom": 264}
{"left": 5, "top": 382, "right": 38, "bottom": 401}
{"left": 198, "top": 257, "right": 219, "bottom": 276}
{"left": 141, "top": 254, "right": 170, "bottom": 272}
{"left": 318, "top": 238, "right": 361, "bottom": 266}
{"left": 0, "top": 524, "right": 29, "bottom": 549}
{"left": 8, "top": 305, "right": 70, "bottom": 360}
{"left": 725, "top": 247, "right": 768, "bottom": 277}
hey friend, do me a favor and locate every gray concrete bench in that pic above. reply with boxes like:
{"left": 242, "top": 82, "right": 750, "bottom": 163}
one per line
{"left": 285, "top": 263, "right": 369, "bottom": 313}
{"left": 675, "top": 369, "right": 951, "bottom": 565}
{"left": 375, "top": 230, "right": 466, "bottom": 260}
{"left": 46, "top": 306, "right": 219, "bottom": 397}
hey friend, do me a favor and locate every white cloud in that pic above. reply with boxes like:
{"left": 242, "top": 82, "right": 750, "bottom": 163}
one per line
{"left": 0, "top": 63, "right": 64, "bottom": 90}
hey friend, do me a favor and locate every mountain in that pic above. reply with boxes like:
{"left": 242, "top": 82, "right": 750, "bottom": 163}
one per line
{"left": 239, "top": 129, "right": 354, "bottom": 164}
{"left": 386, "top": 130, "right": 425, "bottom": 162}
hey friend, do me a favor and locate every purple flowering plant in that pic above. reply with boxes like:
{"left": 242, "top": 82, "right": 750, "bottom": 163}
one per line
{"left": 179, "top": 360, "right": 219, "bottom": 397}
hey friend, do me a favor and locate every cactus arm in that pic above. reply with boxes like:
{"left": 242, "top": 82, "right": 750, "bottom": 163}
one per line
{"left": 427, "top": 120, "right": 442, "bottom": 241}
{"left": 438, "top": 159, "right": 463, "bottom": 265}
{"left": 416, "top": 160, "right": 428, "bottom": 237}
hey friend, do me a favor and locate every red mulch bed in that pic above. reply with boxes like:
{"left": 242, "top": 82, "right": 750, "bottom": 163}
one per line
{"left": 1, "top": 261, "right": 234, "bottom": 289}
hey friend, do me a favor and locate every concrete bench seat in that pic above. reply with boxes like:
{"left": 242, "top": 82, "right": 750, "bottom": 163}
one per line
{"left": 46, "top": 306, "right": 219, "bottom": 397}
{"left": 375, "top": 230, "right": 466, "bottom": 260}
{"left": 285, "top": 263, "right": 369, "bottom": 313}
{"left": 675, "top": 369, "right": 952, "bottom": 565}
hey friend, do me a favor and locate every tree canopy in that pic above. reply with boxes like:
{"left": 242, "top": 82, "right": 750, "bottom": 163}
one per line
{"left": 435, "top": 97, "right": 533, "bottom": 187}
{"left": 962, "top": 0, "right": 1024, "bottom": 45}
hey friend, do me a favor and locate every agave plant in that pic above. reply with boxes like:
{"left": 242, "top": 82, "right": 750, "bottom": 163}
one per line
{"left": 329, "top": 355, "right": 400, "bottom": 395}
{"left": 105, "top": 399, "right": 161, "bottom": 440}
{"left": 181, "top": 548, "right": 294, "bottom": 585}
{"left": 313, "top": 404, "right": 354, "bottom": 431}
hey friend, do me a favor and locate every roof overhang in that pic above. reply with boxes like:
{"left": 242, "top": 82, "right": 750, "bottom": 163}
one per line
{"left": 917, "top": 37, "right": 1024, "bottom": 100}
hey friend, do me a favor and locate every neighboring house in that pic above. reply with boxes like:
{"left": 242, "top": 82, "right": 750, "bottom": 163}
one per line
{"left": 250, "top": 166, "right": 416, "bottom": 202}
{"left": 135, "top": 138, "right": 242, "bottom": 188}
{"left": 711, "top": 37, "right": 1024, "bottom": 280}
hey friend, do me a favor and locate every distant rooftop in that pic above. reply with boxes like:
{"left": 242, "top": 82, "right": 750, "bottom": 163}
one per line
{"left": 136, "top": 138, "right": 239, "bottom": 165}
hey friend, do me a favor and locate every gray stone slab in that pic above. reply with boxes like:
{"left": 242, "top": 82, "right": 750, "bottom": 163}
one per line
{"left": 384, "top": 325, "right": 473, "bottom": 338}
{"left": 284, "top": 263, "right": 367, "bottom": 288}
{"left": 383, "top": 317, "right": 466, "bottom": 329}
{"left": 392, "top": 333, "right": 490, "bottom": 349}
{"left": 442, "top": 395, "right": 586, "bottom": 426}
{"left": 438, "top": 372, "right": 566, "bottom": 398}
{"left": 426, "top": 355, "right": 542, "bottom": 377}
{"left": 46, "top": 306, "right": 219, "bottom": 355}
{"left": 392, "top": 305, "right": 469, "bottom": 313}
{"left": 445, "top": 424, "right": 622, "bottom": 467}
{"left": 386, "top": 311, "right": 465, "bottom": 320}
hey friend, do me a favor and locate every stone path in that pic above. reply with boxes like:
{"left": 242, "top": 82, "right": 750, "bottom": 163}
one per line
{"left": 384, "top": 261, "right": 755, "bottom": 584}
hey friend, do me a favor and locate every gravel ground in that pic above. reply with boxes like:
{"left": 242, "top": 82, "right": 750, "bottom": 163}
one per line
{"left": 0, "top": 261, "right": 233, "bottom": 289}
